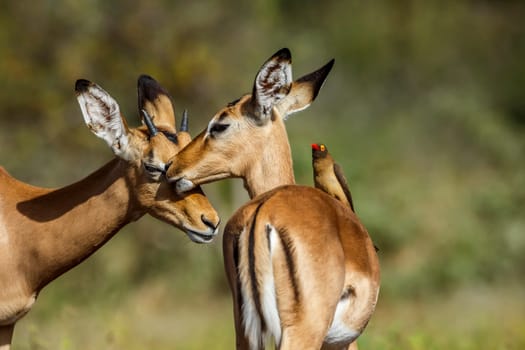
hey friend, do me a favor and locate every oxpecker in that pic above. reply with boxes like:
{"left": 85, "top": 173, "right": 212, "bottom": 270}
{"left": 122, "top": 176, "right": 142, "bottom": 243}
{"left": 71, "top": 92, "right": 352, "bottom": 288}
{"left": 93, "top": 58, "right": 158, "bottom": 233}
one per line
{"left": 312, "top": 143, "right": 355, "bottom": 212}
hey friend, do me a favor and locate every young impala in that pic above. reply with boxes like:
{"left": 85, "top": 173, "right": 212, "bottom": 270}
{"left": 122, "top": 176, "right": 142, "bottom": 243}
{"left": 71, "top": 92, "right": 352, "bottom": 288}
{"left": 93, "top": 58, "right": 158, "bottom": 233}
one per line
{"left": 0, "top": 76, "right": 220, "bottom": 349}
{"left": 167, "top": 49, "right": 380, "bottom": 349}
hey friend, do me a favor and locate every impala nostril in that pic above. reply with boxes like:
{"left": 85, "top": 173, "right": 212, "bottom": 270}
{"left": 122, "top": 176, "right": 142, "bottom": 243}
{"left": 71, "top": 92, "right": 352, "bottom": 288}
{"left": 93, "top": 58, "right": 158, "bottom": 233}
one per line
{"left": 201, "top": 215, "right": 219, "bottom": 231}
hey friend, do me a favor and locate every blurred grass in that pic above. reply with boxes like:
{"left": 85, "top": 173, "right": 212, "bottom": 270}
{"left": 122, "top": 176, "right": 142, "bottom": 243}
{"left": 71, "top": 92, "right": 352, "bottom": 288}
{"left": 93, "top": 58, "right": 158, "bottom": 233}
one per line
{"left": 1, "top": 0, "right": 525, "bottom": 348}
{"left": 14, "top": 276, "right": 525, "bottom": 349}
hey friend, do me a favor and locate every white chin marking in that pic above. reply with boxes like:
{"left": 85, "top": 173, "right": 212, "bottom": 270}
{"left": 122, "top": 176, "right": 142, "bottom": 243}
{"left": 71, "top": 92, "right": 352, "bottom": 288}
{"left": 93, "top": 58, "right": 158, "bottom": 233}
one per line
{"left": 176, "top": 178, "right": 195, "bottom": 193}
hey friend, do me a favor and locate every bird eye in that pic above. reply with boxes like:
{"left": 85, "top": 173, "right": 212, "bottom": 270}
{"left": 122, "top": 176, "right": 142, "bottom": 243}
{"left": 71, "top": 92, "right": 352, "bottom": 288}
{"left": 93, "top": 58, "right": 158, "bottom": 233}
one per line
{"left": 320, "top": 145, "right": 326, "bottom": 151}
{"left": 210, "top": 123, "right": 230, "bottom": 135}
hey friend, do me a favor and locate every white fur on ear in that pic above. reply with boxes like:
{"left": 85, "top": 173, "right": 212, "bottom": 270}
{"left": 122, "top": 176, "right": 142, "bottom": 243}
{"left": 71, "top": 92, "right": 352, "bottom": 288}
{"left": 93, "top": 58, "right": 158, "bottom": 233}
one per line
{"left": 253, "top": 57, "right": 292, "bottom": 120}
{"left": 76, "top": 81, "right": 132, "bottom": 160}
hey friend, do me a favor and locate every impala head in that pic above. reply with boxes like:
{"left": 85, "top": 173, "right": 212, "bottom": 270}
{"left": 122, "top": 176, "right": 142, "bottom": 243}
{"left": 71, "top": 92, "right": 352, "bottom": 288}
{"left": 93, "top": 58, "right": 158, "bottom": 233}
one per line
{"left": 75, "top": 75, "right": 220, "bottom": 243}
{"left": 166, "top": 48, "right": 334, "bottom": 197}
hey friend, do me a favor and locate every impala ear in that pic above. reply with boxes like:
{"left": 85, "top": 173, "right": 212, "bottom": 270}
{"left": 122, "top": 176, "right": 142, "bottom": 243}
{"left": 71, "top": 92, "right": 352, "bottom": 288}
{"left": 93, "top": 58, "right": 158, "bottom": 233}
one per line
{"left": 276, "top": 58, "right": 334, "bottom": 119}
{"left": 251, "top": 48, "right": 293, "bottom": 123}
{"left": 137, "top": 74, "right": 177, "bottom": 134}
{"left": 75, "top": 79, "right": 133, "bottom": 160}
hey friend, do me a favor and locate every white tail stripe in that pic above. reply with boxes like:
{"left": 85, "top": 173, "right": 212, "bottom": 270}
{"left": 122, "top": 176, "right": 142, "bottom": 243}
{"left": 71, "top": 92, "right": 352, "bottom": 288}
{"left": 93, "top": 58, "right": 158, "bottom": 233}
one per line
{"left": 239, "top": 214, "right": 283, "bottom": 348}
{"left": 262, "top": 224, "right": 282, "bottom": 345}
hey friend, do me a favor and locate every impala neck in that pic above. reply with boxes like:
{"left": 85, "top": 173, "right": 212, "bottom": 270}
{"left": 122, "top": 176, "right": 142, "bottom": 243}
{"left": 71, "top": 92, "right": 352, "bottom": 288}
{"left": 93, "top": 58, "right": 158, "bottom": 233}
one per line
{"left": 243, "top": 119, "right": 295, "bottom": 199}
{"left": 15, "top": 158, "right": 141, "bottom": 290}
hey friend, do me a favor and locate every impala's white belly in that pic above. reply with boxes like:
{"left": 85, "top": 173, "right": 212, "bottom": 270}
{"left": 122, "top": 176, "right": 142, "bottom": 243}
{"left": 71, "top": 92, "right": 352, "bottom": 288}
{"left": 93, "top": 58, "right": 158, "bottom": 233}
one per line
{"left": 325, "top": 297, "right": 360, "bottom": 344}
{"left": 325, "top": 275, "right": 378, "bottom": 346}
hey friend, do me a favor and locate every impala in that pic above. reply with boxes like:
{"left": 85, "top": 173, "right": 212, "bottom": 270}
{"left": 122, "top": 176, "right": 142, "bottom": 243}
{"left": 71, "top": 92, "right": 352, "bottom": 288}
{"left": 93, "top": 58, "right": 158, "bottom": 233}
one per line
{"left": 0, "top": 76, "right": 220, "bottom": 349}
{"left": 167, "top": 49, "right": 380, "bottom": 349}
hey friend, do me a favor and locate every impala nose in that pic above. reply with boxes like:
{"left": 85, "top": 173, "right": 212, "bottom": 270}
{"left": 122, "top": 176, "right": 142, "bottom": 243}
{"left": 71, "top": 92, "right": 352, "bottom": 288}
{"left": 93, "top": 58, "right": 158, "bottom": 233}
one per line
{"left": 173, "top": 178, "right": 196, "bottom": 194}
{"left": 201, "top": 214, "right": 220, "bottom": 232}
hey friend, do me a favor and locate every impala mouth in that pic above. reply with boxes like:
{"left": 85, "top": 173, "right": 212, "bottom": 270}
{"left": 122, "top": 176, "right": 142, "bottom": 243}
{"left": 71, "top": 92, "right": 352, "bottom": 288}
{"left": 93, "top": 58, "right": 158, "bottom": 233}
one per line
{"left": 184, "top": 227, "right": 218, "bottom": 244}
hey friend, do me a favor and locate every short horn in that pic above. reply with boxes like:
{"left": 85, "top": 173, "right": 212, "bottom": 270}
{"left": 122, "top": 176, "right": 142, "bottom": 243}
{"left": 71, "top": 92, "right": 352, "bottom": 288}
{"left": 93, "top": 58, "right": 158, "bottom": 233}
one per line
{"left": 141, "top": 109, "right": 158, "bottom": 136}
{"left": 180, "top": 109, "right": 189, "bottom": 132}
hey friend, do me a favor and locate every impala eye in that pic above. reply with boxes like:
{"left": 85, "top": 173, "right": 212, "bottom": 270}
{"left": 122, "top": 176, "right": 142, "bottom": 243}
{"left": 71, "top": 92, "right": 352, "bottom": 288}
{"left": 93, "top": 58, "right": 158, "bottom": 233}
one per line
{"left": 210, "top": 123, "right": 230, "bottom": 135}
{"left": 144, "top": 163, "right": 165, "bottom": 175}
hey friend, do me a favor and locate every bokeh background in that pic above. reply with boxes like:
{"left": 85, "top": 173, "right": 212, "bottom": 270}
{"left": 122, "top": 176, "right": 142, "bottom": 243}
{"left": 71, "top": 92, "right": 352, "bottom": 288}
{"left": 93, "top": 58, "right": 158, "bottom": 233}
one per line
{"left": 1, "top": 0, "right": 524, "bottom": 349}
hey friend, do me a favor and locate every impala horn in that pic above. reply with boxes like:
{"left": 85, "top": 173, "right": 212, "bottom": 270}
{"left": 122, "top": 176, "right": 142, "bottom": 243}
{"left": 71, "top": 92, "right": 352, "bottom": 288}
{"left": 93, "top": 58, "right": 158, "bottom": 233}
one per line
{"left": 180, "top": 109, "right": 189, "bottom": 132}
{"left": 141, "top": 109, "right": 158, "bottom": 136}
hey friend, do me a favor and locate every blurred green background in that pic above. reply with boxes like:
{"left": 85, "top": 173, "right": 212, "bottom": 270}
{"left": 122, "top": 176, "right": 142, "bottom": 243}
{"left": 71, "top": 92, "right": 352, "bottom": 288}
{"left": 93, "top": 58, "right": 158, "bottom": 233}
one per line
{"left": 1, "top": 0, "right": 524, "bottom": 349}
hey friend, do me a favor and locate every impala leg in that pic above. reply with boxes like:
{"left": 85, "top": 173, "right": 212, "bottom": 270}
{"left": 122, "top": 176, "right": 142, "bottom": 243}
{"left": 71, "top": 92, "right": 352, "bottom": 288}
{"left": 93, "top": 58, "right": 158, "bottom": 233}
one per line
{"left": 230, "top": 274, "right": 251, "bottom": 350}
{"left": 278, "top": 307, "right": 333, "bottom": 350}
{"left": 278, "top": 325, "right": 326, "bottom": 350}
{"left": 0, "top": 324, "right": 14, "bottom": 350}
{"left": 223, "top": 232, "right": 251, "bottom": 350}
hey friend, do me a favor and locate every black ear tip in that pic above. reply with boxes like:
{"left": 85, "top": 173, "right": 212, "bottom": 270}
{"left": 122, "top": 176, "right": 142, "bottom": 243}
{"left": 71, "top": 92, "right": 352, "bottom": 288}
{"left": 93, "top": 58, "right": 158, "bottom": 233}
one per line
{"left": 313, "top": 58, "right": 336, "bottom": 83}
{"left": 274, "top": 48, "right": 292, "bottom": 60}
{"left": 323, "top": 59, "right": 335, "bottom": 74}
{"left": 137, "top": 74, "right": 157, "bottom": 88}
{"left": 75, "top": 79, "right": 92, "bottom": 93}
{"left": 137, "top": 74, "right": 171, "bottom": 110}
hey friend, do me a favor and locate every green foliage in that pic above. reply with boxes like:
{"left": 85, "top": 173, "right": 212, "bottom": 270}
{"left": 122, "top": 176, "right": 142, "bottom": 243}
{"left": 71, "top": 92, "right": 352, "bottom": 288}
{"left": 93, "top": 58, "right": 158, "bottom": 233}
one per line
{"left": 1, "top": 0, "right": 524, "bottom": 348}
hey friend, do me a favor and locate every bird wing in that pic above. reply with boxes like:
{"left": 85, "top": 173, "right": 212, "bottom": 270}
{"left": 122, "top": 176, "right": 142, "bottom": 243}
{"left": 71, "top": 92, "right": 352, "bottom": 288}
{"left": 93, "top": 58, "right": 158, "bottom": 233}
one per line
{"left": 333, "top": 163, "right": 355, "bottom": 212}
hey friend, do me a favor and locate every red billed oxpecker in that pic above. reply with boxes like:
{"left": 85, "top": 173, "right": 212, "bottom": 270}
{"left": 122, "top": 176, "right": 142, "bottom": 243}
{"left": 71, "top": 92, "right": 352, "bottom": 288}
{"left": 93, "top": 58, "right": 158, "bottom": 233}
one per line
{"left": 311, "top": 143, "right": 355, "bottom": 212}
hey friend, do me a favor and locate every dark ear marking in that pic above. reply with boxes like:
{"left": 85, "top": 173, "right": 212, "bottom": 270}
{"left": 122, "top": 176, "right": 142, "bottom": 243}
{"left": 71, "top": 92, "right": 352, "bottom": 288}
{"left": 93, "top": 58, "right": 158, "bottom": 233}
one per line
{"left": 271, "top": 48, "right": 292, "bottom": 62}
{"left": 227, "top": 97, "right": 242, "bottom": 107}
{"left": 75, "top": 79, "right": 92, "bottom": 93}
{"left": 295, "top": 59, "right": 335, "bottom": 100}
{"left": 252, "top": 48, "right": 293, "bottom": 120}
{"left": 137, "top": 74, "right": 172, "bottom": 112}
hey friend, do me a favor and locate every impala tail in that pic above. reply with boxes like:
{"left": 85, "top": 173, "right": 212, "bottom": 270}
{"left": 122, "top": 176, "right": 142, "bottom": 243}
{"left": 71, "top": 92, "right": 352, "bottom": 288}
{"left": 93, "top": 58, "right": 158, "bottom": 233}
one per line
{"left": 236, "top": 203, "right": 282, "bottom": 348}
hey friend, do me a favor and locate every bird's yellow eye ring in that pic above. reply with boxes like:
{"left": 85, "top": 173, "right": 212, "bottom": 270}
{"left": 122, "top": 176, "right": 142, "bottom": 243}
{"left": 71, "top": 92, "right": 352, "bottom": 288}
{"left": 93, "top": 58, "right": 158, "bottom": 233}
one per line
{"left": 320, "top": 144, "right": 326, "bottom": 151}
